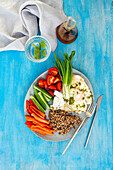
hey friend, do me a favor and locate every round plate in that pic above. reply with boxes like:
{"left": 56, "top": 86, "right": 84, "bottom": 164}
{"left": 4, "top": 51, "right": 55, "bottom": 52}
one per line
{"left": 24, "top": 69, "right": 94, "bottom": 141}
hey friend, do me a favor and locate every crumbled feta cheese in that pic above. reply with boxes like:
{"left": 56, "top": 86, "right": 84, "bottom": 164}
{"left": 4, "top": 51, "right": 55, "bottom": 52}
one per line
{"left": 54, "top": 90, "right": 63, "bottom": 98}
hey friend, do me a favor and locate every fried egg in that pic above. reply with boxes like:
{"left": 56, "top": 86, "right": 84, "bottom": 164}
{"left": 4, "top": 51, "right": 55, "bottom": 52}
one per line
{"left": 70, "top": 75, "right": 93, "bottom": 114}
{"left": 51, "top": 75, "right": 93, "bottom": 114}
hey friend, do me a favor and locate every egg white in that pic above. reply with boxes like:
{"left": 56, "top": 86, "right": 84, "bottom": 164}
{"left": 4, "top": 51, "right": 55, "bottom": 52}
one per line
{"left": 70, "top": 75, "right": 93, "bottom": 113}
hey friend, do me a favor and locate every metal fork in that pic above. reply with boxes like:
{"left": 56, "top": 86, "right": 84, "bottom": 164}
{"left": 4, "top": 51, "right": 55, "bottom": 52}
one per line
{"left": 62, "top": 103, "right": 95, "bottom": 155}
{"left": 79, "top": 102, "right": 95, "bottom": 131}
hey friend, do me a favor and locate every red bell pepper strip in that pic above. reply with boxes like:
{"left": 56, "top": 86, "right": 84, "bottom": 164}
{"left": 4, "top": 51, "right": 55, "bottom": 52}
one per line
{"left": 33, "top": 121, "right": 51, "bottom": 128}
{"left": 30, "top": 126, "right": 54, "bottom": 135}
{"left": 25, "top": 121, "right": 33, "bottom": 126}
{"left": 31, "top": 113, "right": 49, "bottom": 124}
{"left": 25, "top": 115, "right": 40, "bottom": 124}
{"left": 29, "top": 127, "right": 46, "bottom": 136}
{"left": 31, "top": 125, "right": 55, "bottom": 133}
{"left": 28, "top": 99, "right": 36, "bottom": 107}
{"left": 27, "top": 109, "right": 31, "bottom": 114}
{"left": 30, "top": 105, "right": 46, "bottom": 118}
{"left": 26, "top": 100, "right": 29, "bottom": 110}
{"left": 29, "top": 107, "right": 45, "bottom": 118}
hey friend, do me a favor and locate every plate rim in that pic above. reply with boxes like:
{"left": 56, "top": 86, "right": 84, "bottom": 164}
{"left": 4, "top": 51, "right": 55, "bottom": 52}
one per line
{"left": 24, "top": 68, "right": 94, "bottom": 142}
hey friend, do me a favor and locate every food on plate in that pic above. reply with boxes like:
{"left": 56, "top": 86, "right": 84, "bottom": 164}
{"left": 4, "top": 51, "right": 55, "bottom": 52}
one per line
{"left": 32, "top": 40, "right": 47, "bottom": 60}
{"left": 25, "top": 100, "right": 54, "bottom": 136}
{"left": 69, "top": 75, "right": 93, "bottom": 113}
{"left": 53, "top": 51, "right": 75, "bottom": 100}
{"left": 31, "top": 85, "right": 53, "bottom": 112}
{"left": 38, "top": 79, "right": 48, "bottom": 89}
{"left": 46, "top": 75, "right": 55, "bottom": 86}
{"left": 49, "top": 109, "right": 81, "bottom": 135}
{"left": 48, "top": 85, "right": 57, "bottom": 90}
{"left": 34, "top": 89, "right": 46, "bottom": 110}
{"left": 25, "top": 51, "right": 93, "bottom": 138}
{"left": 48, "top": 90, "right": 54, "bottom": 97}
{"left": 52, "top": 52, "right": 93, "bottom": 114}
{"left": 30, "top": 105, "right": 46, "bottom": 118}
{"left": 71, "top": 75, "right": 93, "bottom": 103}
{"left": 51, "top": 90, "right": 64, "bottom": 110}
{"left": 31, "top": 95, "right": 46, "bottom": 112}
{"left": 53, "top": 76, "right": 61, "bottom": 84}
{"left": 51, "top": 74, "right": 93, "bottom": 114}
{"left": 48, "top": 67, "right": 58, "bottom": 76}
{"left": 34, "top": 85, "right": 53, "bottom": 99}
{"left": 36, "top": 91, "right": 50, "bottom": 108}
{"left": 56, "top": 82, "right": 62, "bottom": 91}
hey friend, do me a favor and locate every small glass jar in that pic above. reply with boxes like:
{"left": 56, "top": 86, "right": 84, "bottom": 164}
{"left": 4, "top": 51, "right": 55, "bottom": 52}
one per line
{"left": 25, "top": 36, "right": 51, "bottom": 63}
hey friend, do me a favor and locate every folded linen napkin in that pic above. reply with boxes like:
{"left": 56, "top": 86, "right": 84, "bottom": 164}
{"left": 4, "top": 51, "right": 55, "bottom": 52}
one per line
{"left": 0, "top": 0, "right": 65, "bottom": 52}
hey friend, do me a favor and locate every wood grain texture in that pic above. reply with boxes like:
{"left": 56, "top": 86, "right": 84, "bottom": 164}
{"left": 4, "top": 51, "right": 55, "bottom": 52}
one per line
{"left": 0, "top": 0, "right": 113, "bottom": 169}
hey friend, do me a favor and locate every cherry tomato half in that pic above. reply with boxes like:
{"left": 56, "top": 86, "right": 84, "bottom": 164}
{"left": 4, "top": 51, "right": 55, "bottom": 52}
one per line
{"left": 53, "top": 76, "right": 61, "bottom": 84}
{"left": 38, "top": 79, "right": 48, "bottom": 89}
{"left": 48, "top": 67, "right": 58, "bottom": 76}
{"left": 46, "top": 75, "right": 55, "bottom": 86}
{"left": 44, "top": 80, "right": 48, "bottom": 89}
{"left": 56, "top": 82, "right": 62, "bottom": 91}
{"left": 48, "top": 90, "right": 54, "bottom": 97}
{"left": 48, "top": 85, "right": 57, "bottom": 90}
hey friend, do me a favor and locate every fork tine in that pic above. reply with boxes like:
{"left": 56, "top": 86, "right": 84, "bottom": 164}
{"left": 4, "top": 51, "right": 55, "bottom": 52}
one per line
{"left": 89, "top": 104, "right": 93, "bottom": 111}
{"left": 89, "top": 104, "right": 94, "bottom": 113}
{"left": 87, "top": 102, "right": 94, "bottom": 114}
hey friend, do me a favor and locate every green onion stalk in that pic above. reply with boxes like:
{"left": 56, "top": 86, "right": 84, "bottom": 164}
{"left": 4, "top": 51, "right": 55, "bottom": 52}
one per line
{"left": 53, "top": 51, "right": 75, "bottom": 100}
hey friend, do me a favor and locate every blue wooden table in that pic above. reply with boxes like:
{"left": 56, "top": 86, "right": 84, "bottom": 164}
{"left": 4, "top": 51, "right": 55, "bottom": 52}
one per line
{"left": 0, "top": 0, "right": 113, "bottom": 169}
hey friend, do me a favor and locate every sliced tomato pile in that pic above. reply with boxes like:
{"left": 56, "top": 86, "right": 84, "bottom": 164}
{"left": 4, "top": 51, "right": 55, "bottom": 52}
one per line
{"left": 37, "top": 67, "right": 62, "bottom": 97}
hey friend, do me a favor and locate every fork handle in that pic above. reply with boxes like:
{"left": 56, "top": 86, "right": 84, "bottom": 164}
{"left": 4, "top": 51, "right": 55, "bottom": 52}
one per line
{"left": 84, "top": 95, "right": 103, "bottom": 148}
{"left": 85, "top": 111, "right": 97, "bottom": 148}
{"left": 62, "top": 118, "right": 86, "bottom": 155}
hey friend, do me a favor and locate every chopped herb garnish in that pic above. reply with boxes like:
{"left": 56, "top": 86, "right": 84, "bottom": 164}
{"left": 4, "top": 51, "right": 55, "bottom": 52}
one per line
{"left": 69, "top": 97, "right": 74, "bottom": 104}
{"left": 81, "top": 89, "right": 86, "bottom": 92}
{"left": 87, "top": 94, "right": 93, "bottom": 99}
{"left": 82, "top": 103, "right": 85, "bottom": 108}
{"left": 64, "top": 99, "right": 68, "bottom": 102}
{"left": 75, "top": 84, "right": 78, "bottom": 88}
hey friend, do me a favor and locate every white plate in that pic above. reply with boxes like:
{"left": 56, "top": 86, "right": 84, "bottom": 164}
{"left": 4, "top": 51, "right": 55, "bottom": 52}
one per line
{"left": 24, "top": 69, "right": 94, "bottom": 141}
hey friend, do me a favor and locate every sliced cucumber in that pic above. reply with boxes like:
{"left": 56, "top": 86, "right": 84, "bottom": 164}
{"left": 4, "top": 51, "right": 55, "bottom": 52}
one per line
{"left": 34, "top": 85, "right": 52, "bottom": 99}
{"left": 34, "top": 89, "right": 46, "bottom": 110}
{"left": 30, "top": 95, "right": 45, "bottom": 112}
{"left": 38, "top": 92, "right": 50, "bottom": 109}
{"left": 44, "top": 95, "right": 53, "bottom": 102}
{"left": 44, "top": 95, "right": 50, "bottom": 102}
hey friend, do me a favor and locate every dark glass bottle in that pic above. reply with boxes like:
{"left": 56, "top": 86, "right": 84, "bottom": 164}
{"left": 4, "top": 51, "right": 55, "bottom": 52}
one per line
{"left": 56, "top": 16, "right": 78, "bottom": 44}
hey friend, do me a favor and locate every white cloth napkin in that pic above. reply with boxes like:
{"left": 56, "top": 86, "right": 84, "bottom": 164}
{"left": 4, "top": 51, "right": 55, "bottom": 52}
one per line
{"left": 0, "top": 0, "right": 65, "bottom": 52}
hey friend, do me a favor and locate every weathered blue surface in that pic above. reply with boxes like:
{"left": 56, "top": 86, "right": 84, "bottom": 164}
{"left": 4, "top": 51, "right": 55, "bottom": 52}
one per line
{"left": 0, "top": 0, "right": 113, "bottom": 169}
